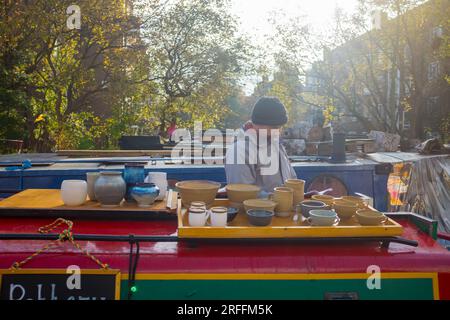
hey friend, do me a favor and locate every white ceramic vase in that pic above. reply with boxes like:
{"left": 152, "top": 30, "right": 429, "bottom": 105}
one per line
{"left": 61, "top": 180, "right": 87, "bottom": 206}
{"left": 145, "top": 172, "right": 167, "bottom": 200}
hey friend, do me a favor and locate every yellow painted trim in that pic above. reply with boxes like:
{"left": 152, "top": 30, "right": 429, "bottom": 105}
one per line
{"left": 177, "top": 199, "right": 403, "bottom": 238}
{"left": 431, "top": 273, "right": 440, "bottom": 300}
{"left": 0, "top": 269, "right": 121, "bottom": 300}
{"left": 120, "top": 272, "right": 440, "bottom": 299}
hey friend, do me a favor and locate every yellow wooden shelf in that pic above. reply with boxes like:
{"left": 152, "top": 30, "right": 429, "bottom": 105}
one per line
{"left": 177, "top": 199, "right": 404, "bottom": 239}
{"left": 0, "top": 189, "right": 177, "bottom": 211}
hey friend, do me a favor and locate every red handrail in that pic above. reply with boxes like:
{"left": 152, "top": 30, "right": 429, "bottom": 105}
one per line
{"left": 438, "top": 232, "right": 450, "bottom": 241}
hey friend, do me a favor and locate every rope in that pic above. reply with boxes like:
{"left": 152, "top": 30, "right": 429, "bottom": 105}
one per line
{"left": 127, "top": 234, "right": 140, "bottom": 300}
{"left": 10, "top": 218, "right": 109, "bottom": 270}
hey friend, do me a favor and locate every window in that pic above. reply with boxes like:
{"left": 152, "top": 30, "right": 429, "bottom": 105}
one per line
{"left": 428, "top": 61, "right": 440, "bottom": 80}
{"left": 404, "top": 77, "right": 414, "bottom": 96}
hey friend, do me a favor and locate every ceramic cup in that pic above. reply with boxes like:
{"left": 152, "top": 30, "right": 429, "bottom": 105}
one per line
{"left": 61, "top": 180, "right": 87, "bottom": 206}
{"left": 210, "top": 206, "right": 228, "bottom": 227}
{"left": 284, "top": 179, "right": 305, "bottom": 206}
{"left": 145, "top": 172, "right": 168, "bottom": 201}
{"left": 188, "top": 208, "right": 209, "bottom": 227}
{"left": 308, "top": 210, "right": 340, "bottom": 226}
{"left": 86, "top": 172, "right": 100, "bottom": 201}
{"left": 271, "top": 187, "right": 294, "bottom": 218}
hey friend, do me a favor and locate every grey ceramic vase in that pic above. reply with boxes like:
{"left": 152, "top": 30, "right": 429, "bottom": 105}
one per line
{"left": 86, "top": 172, "right": 100, "bottom": 201}
{"left": 94, "top": 171, "right": 126, "bottom": 207}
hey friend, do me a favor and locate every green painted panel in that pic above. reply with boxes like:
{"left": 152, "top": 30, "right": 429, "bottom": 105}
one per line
{"left": 120, "top": 278, "right": 434, "bottom": 300}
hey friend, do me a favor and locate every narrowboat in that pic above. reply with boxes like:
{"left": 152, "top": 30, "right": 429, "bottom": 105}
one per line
{"left": 0, "top": 152, "right": 449, "bottom": 300}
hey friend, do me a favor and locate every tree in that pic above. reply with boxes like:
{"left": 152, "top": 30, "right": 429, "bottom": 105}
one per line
{"left": 251, "top": 11, "right": 313, "bottom": 125}
{"left": 141, "top": 0, "right": 251, "bottom": 134}
{"left": 310, "top": 0, "right": 449, "bottom": 139}
{"left": 0, "top": 0, "right": 152, "bottom": 151}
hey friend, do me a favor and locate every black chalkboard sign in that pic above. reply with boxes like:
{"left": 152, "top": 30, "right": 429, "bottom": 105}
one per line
{"left": 0, "top": 269, "right": 121, "bottom": 300}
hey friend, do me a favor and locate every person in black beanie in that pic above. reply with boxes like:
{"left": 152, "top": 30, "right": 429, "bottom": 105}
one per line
{"left": 225, "top": 97, "right": 297, "bottom": 195}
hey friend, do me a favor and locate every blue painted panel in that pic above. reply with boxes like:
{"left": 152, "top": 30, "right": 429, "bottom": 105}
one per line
{"left": 0, "top": 176, "right": 22, "bottom": 191}
{"left": 0, "top": 164, "right": 389, "bottom": 210}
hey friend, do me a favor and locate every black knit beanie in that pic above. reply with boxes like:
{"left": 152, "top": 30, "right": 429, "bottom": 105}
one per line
{"left": 251, "top": 97, "right": 288, "bottom": 126}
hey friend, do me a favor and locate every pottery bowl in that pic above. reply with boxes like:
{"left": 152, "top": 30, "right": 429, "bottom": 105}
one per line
{"left": 227, "top": 207, "right": 239, "bottom": 223}
{"left": 176, "top": 180, "right": 221, "bottom": 207}
{"left": 298, "top": 200, "right": 329, "bottom": 218}
{"left": 246, "top": 209, "right": 274, "bottom": 227}
{"left": 130, "top": 183, "right": 160, "bottom": 207}
{"left": 308, "top": 210, "right": 339, "bottom": 226}
{"left": 311, "top": 195, "right": 336, "bottom": 206}
{"left": 226, "top": 184, "right": 261, "bottom": 203}
{"left": 342, "top": 196, "right": 369, "bottom": 208}
{"left": 332, "top": 200, "right": 358, "bottom": 220}
{"left": 356, "top": 209, "right": 387, "bottom": 226}
{"left": 243, "top": 199, "right": 277, "bottom": 212}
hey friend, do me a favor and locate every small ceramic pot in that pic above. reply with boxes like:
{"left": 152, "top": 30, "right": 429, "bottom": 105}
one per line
{"left": 130, "top": 183, "right": 160, "bottom": 207}
{"left": 271, "top": 187, "right": 294, "bottom": 217}
{"left": 284, "top": 179, "right": 305, "bottom": 206}
{"left": 86, "top": 172, "right": 100, "bottom": 201}
{"left": 61, "top": 180, "right": 87, "bottom": 206}
{"left": 94, "top": 171, "right": 126, "bottom": 207}
{"left": 124, "top": 163, "right": 145, "bottom": 202}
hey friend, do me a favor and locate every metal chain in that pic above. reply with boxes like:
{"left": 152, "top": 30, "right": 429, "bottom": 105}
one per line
{"left": 10, "top": 218, "right": 109, "bottom": 270}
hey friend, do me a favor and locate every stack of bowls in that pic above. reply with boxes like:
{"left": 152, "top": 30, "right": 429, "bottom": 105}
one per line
{"left": 298, "top": 200, "right": 329, "bottom": 218}
{"left": 226, "top": 184, "right": 261, "bottom": 213}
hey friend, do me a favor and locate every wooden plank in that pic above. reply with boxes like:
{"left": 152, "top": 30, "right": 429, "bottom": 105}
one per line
{"left": 56, "top": 150, "right": 174, "bottom": 157}
{"left": 177, "top": 199, "right": 403, "bottom": 239}
{"left": 0, "top": 189, "right": 178, "bottom": 220}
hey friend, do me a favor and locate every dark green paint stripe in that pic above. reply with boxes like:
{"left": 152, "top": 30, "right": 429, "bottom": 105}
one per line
{"left": 120, "top": 278, "right": 434, "bottom": 300}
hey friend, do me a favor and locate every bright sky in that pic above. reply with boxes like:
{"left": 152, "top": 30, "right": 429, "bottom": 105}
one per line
{"left": 231, "top": 0, "right": 359, "bottom": 37}
{"left": 230, "top": 0, "right": 359, "bottom": 93}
